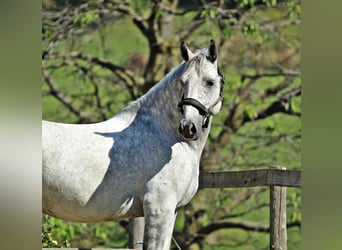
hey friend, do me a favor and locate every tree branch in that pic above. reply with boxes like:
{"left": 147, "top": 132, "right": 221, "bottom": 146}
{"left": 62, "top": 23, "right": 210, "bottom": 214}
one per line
{"left": 262, "top": 75, "right": 297, "bottom": 98}
{"left": 108, "top": 1, "right": 150, "bottom": 38}
{"left": 178, "top": 12, "right": 205, "bottom": 41}
{"left": 181, "top": 220, "right": 301, "bottom": 248}
{"left": 42, "top": 68, "right": 87, "bottom": 122}
{"left": 220, "top": 203, "right": 269, "bottom": 219}
{"left": 241, "top": 70, "right": 300, "bottom": 82}
{"left": 242, "top": 86, "right": 301, "bottom": 124}
{"left": 45, "top": 51, "right": 143, "bottom": 99}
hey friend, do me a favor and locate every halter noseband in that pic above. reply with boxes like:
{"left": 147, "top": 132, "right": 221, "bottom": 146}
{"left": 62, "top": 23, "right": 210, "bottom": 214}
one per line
{"left": 178, "top": 67, "right": 225, "bottom": 128}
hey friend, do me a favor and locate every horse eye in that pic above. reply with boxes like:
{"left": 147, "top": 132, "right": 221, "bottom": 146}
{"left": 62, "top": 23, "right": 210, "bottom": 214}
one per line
{"left": 206, "top": 80, "right": 215, "bottom": 87}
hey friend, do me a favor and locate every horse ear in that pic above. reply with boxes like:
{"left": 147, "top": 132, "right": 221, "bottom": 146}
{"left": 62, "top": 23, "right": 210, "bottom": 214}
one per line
{"left": 208, "top": 39, "right": 218, "bottom": 63}
{"left": 180, "top": 41, "right": 194, "bottom": 62}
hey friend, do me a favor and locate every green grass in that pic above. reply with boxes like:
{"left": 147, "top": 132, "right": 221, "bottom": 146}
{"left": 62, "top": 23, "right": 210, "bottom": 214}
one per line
{"left": 43, "top": 215, "right": 128, "bottom": 248}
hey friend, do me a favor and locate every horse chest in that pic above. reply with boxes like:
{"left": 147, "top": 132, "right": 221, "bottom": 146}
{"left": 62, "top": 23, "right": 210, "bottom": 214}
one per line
{"left": 175, "top": 153, "right": 200, "bottom": 207}
{"left": 145, "top": 142, "right": 200, "bottom": 207}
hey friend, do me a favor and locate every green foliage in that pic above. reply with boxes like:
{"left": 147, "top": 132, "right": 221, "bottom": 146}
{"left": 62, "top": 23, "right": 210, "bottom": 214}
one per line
{"left": 73, "top": 11, "right": 100, "bottom": 28}
{"left": 42, "top": 215, "right": 128, "bottom": 248}
{"left": 242, "top": 102, "right": 259, "bottom": 119}
{"left": 290, "top": 97, "right": 301, "bottom": 113}
{"left": 262, "top": 0, "right": 277, "bottom": 7}
{"left": 128, "top": 0, "right": 150, "bottom": 16}
{"left": 42, "top": 215, "right": 70, "bottom": 247}
{"left": 242, "top": 21, "right": 259, "bottom": 36}
{"left": 43, "top": 28, "right": 54, "bottom": 40}
{"left": 289, "top": 189, "right": 302, "bottom": 222}
{"left": 42, "top": 0, "right": 301, "bottom": 248}
{"left": 221, "top": 20, "right": 234, "bottom": 39}
{"left": 239, "top": 0, "right": 256, "bottom": 7}
{"left": 287, "top": 0, "right": 302, "bottom": 18}
{"left": 201, "top": 9, "right": 219, "bottom": 20}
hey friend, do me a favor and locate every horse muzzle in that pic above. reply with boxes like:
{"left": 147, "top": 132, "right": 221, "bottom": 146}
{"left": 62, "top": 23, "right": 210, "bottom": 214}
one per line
{"left": 178, "top": 119, "right": 199, "bottom": 140}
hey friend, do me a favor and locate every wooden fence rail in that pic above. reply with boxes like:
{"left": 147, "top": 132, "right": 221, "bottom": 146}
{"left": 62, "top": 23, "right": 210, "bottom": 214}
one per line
{"left": 199, "top": 167, "right": 301, "bottom": 189}
{"left": 43, "top": 166, "right": 301, "bottom": 250}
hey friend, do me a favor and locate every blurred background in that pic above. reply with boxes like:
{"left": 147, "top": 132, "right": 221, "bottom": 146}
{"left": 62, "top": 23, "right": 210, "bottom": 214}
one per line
{"left": 42, "top": 0, "right": 301, "bottom": 249}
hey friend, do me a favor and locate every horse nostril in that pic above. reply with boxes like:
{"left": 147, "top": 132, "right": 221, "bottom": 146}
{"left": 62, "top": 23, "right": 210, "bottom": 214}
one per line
{"left": 190, "top": 123, "right": 197, "bottom": 135}
{"left": 179, "top": 120, "right": 198, "bottom": 139}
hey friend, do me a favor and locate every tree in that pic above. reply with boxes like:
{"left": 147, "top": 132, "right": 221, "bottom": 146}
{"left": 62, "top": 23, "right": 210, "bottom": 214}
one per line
{"left": 42, "top": 0, "right": 301, "bottom": 249}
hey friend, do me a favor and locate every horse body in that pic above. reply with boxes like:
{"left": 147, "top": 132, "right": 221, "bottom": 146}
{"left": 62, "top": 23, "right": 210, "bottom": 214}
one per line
{"left": 42, "top": 40, "right": 223, "bottom": 249}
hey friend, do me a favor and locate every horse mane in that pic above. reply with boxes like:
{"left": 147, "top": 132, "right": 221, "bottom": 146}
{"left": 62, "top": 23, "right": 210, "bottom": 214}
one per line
{"left": 119, "top": 62, "right": 185, "bottom": 115}
{"left": 187, "top": 48, "right": 208, "bottom": 75}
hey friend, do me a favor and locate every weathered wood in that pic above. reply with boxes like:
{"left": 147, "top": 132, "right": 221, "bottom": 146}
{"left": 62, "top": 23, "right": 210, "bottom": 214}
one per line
{"left": 199, "top": 168, "right": 301, "bottom": 189}
{"left": 270, "top": 166, "right": 288, "bottom": 250}
{"left": 128, "top": 217, "right": 144, "bottom": 249}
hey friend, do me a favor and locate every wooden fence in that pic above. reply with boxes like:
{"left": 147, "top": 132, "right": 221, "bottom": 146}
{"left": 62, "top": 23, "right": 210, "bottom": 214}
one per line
{"left": 43, "top": 165, "right": 301, "bottom": 250}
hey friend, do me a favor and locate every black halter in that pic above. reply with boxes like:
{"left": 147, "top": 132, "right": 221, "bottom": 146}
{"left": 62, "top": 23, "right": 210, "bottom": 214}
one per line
{"left": 178, "top": 67, "right": 225, "bottom": 128}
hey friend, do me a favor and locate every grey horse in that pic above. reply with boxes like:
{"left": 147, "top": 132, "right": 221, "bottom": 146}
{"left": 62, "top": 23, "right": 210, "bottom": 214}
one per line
{"left": 42, "top": 40, "right": 224, "bottom": 249}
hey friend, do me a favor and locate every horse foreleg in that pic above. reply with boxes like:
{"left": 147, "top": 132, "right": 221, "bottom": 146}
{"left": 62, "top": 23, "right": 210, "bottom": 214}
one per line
{"left": 142, "top": 195, "right": 177, "bottom": 250}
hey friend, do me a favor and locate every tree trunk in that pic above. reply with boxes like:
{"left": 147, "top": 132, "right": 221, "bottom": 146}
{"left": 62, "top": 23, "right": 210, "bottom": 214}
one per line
{"left": 141, "top": 0, "right": 179, "bottom": 94}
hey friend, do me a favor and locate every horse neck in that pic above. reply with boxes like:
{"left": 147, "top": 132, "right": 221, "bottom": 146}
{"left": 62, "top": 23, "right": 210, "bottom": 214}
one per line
{"left": 138, "top": 65, "right": 183, "bottom": 130}
{"left": 192, "top": 119, "right": 211, "bottom": 156}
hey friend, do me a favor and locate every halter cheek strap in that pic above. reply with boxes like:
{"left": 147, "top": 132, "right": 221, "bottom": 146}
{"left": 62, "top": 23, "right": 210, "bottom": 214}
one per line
{"left": 178, "top": 93, "right": 222, "bottom": 128}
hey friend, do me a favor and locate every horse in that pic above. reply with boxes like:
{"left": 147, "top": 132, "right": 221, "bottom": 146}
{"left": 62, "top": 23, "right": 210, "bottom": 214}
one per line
{"left": 42, "top": 40, "right": 225, "bottom": 250}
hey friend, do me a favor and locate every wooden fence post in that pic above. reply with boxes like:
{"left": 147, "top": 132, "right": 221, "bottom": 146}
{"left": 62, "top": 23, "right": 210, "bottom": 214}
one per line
{"left": 269, "top": 166, "right": 287, "bottom": 250}
{"left": 128, "top": 217, "right": 144, "bottom": 249}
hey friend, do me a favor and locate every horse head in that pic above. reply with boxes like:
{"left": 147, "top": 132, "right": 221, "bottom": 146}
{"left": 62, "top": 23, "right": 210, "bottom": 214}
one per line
{"left": 178, "top": 40, "right": 224, "bottom": 140}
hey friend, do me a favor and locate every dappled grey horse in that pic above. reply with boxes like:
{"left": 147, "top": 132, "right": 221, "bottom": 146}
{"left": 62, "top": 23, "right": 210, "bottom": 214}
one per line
{"left": 42, "top": 40, "right": 224, "bottom": 249}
